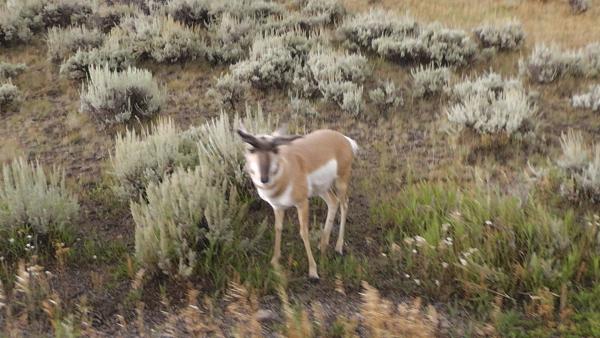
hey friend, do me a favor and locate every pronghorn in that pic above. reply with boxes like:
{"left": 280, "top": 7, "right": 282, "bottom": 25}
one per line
{"left": 237, "top": 126, "right": 358, "bottom": 280}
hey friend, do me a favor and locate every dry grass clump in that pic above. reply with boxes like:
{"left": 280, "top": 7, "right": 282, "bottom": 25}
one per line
{"left": 572, "top": 84, "right": 600, "bottom": 112}
{"left": 0, "top": 158, "right": 78, "bottom": 236}
{"left": 0, "top": 62, "right": 27, "bottom": 79}
{"left": 0, "top": 80, "right": 22, "bottom": 113}
{"left": 79, "top": 65, "right": 166, "bottom": 125}
{"left": 411, "top": 64, "right": 451, "bottom": 98}
{"left": 558, "top": 130, "right": 600, "bottom": 202}
{"left": 119, "top": 15, "right": 205, "bottom": 63}
{"left": 46, "top": 25, "right": 104, "bottom": 63}
{"left": 360, "top": 281, "right": 438, "bottom": 337}
{"left": 473, "top": 19, "right": 524, "bottom": 51}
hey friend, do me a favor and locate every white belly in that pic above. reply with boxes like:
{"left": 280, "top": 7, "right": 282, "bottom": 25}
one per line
{"left": 257, "top": 184, "right": 295, "bottom": 209}
{"left": 307, "top": 159, "right": 338, "bottom": 197}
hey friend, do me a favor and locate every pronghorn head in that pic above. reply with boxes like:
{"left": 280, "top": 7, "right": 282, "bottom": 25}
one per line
{"left": 237, "top": 125, "right": 301, "bottom": 188}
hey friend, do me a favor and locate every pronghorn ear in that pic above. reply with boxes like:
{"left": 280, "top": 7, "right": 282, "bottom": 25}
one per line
{"left": 272, "top": 134, "right": 302, "bottom": 147}
{"left": 236, "top": 128, "right": 260, "bottom": 148}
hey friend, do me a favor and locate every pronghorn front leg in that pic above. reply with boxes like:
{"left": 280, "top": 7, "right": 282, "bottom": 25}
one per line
{"left": 271, "top": 208, "right": 285, "bottom": 267}
{"left": 297, "top": 200, "right": 319, "bottom": 280}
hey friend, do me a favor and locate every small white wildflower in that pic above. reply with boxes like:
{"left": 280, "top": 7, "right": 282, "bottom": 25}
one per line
{"left": 442, "top": 223, "right": 451, "bottom": 232}
{"left": 435, "top": 280, "right": 440, "bottom": 287}
{"left": 93, "top": 255, "right": 98, "bottom": 260}
{"left": 404, "top": 273, "right": 410, "bottom": 278}
{"left": 485, "top": 220, "right": 493, "bottom": 226}
{"left": 9, "top": 238, "right": 14, "bottom": 243}
{"left": 414, "top": 279, "right": 421, "bottom": 286}
{"left": 26, "top": 235, "right": 32, "bottom": 239}
{"left": 459, "top": 258, "right": 468, "bottom": 266}
{"left": 381, "top": 252, "right": 387, "bottom": 257}
{"left": 412, "top": 249, "right": 417, "bottom": 254}
{"left": 442, "top": 262, "right": 449, "bottom": 268}
{"left": 414, "top": 235, "right": 427, "bottom": 246}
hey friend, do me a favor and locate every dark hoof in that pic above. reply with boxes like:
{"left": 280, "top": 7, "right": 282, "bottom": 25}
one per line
{"left": 309, "top": 276, "right": 320, "bottom": 283}
{"left": 335, "top": 250, "right": 345, "bottom": 257}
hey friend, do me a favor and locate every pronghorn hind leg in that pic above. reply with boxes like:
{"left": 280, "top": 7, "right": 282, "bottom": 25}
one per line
{"left": 319, "top": 190, "right": 339, "bottom": 253}
{"left": 271, "top": 208, "right": 285, "bottom": 267}
{"left": 297, "top": 200, "right": 319, "bottom": 280}
{"left": 335, "top": 179, "right": 349, "bottom": 255}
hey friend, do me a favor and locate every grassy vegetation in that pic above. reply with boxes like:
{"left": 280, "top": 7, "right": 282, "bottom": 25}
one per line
{"left": 1, "top": 0, "right": 600, "bottom": 336}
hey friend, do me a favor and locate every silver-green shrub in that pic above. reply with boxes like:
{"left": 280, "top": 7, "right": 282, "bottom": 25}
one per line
{"left": 46, "top": 25, "right": 104, "bottom": 63}
{"left": 558, "top": 130, "right": 600, "bottom": 202}
{"left": 369, "top": 80, "right": 403, "bottom": 114}
{"left": 0, "top": 62, "right": 26, "bottom": 79}
{"left": 111, "top": 118, "right": 197, "bottom": 199}
{"left": 0, "top": 0, "right": 38, "bottom": 46}
{"left": 572, "top": 85, "right": 600, "bottom": 112}
{"left": 219, "top": 0, "right": 284, "bottom": 20}
{"left": 80, "top": 65, "right": 166, "bottom": 125}
{"left": 411, "top": 64, "right": 450, "bottom": 98}
{"left": 206, "top": 72, "right": 249, "bottom": 110}
{"left": 0, "top": 158, "right": 78, "bottom": 235}
{"left": 165, "top": 0, "right": 214, "bottom": 27}
{"left": 307, "top": 47, "right": 369, "bottom": 112}
{"left": 120, "top": 15, "right": 205, "bottom": 63}
{"left": 0, "top": 81, "right": 21, "bottom": 113}
{"left": 300, "top": 0, "right": 346, "bottom": 26}
{"left": 131, "top": 108, "right": 273, "bottom": 276}
{"left": 230, "top": 32, "right": 311, "bottom": 89}
{"left": 581, "top": 43, "right": 600, "bottom": 78}
{"left": 205, "top": 13, "right": 256, "bottom": 64}
{"left": 289, "top": 92, "right": 318, "bottom": 117}
{"left": 373, "top": 23, "right": 477, "bottom": 66}
{"left": 450, "top": 71, "right": 522, "bottom": 100}
{"left": 447, "top": 88, "right": 535, "bottom": 135}
{"left": 473, "top": 19, "right": 524, "bottom": 51}
{"left": 60, "top": 32, "right": 137, "bottom": 80}
{"left": 132, "top": 166, "right": 246, "bottom": 277}
{"left": 519, "top": 43, "right": 591, "bottom": 83}
{"left": 337, "top": 9, "right": 418, "bottom": 51}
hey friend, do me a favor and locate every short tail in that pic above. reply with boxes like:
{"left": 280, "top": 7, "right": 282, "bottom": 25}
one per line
{"left": 344, "top": 136, "right": 359, "bottom": 155}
